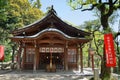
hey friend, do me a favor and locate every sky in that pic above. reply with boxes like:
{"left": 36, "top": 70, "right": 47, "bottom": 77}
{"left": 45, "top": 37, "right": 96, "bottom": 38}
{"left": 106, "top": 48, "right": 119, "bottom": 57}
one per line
{"left": 40, "top": 0, "right": 120, "bottom": 32}
{"left": 40, "top": 0, "right": 96, "bottom": 25}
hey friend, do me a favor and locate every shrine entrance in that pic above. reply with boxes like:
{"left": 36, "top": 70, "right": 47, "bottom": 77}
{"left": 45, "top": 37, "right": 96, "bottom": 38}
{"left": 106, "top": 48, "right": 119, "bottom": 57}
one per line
{"left": 38, "top": 47, "right": 64, "bottom": 71}
{"left": 39, "top": 53, "right": 64, "bottom": 70}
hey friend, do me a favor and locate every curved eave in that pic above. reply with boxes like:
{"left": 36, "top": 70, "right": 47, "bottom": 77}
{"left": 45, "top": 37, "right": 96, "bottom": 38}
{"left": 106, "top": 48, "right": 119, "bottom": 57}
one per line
{"left": 12, "top": 11, "right": 56, "bottom": 35}
{"left": 11, "top": 28, "right": 91, "bottom": 43}
{"left": 12, "top": 15, "right": 48, "bottom": 35}
{"left": 53, "top": 15, "right": 91, "bottom": 36}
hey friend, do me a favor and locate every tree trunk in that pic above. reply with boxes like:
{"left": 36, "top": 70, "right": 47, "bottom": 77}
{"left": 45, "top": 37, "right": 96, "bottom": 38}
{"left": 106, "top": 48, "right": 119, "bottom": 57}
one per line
{"left": 101, "top": 15, "right": 109, "bottom": 30}
{"left": 100, "top": 13, "right": 112, "bottom": 79}
{"left": 100, "top": 44, "right": 111, "bottom": 80}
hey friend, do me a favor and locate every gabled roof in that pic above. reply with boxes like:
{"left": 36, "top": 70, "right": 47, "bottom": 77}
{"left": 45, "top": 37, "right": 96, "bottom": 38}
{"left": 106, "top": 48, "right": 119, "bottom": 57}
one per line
{"left": 12, "top": 6, "right": 90, "bottom": 38}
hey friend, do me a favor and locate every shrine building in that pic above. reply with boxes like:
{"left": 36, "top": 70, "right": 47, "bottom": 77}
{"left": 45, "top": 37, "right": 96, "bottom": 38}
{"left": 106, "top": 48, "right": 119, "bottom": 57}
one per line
{"left": 10, "top": 7, "right": 91, "bottom": 72}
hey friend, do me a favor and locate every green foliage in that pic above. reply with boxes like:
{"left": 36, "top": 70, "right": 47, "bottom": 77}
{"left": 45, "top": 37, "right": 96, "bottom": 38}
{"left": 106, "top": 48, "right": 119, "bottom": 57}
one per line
{"left": 80, "top": 19, "right": 103, "bottom": 67}
{"left": 29, "top": 0, "right": 41, "bottom": 9}
{"left": 8, "top": 0, "right": 44, "bottom": 27}
{"left": 68, "top": 0, "right": 120, "bottom": 29}
{"left": 0, "top": 0, "right": 11, "bottom": 62}
{"left": 0, "top": 0, "right": 8, "bottom": 20}
{"left": 0, "top": 0, "right": 44, "bottom": 62}
{"left": 68, "top": 0, "right": 120, "bottom": 79}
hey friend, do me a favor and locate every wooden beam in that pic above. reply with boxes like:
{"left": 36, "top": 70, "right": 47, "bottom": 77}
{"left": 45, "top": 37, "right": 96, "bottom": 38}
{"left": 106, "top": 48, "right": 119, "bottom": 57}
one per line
{"left": 38, "top": 40, "right": 65, "bottom": 44}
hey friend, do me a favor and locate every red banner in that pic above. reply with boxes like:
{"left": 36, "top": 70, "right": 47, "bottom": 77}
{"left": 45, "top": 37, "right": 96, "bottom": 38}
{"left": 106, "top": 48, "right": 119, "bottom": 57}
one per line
{"left": 0, "top": 45, "right": 4, "bottom": 61}
{"left": 104, "top": 33, "right": 116, "bottom": 67}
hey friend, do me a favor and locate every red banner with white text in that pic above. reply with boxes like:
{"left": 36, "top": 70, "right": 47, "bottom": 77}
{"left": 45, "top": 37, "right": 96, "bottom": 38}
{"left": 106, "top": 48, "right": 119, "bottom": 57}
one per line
{"left": 0, "top": 45, "right": 4, "bottom": 61}
{"left": 104, "top": 33, "right": 116, "bottom": 67}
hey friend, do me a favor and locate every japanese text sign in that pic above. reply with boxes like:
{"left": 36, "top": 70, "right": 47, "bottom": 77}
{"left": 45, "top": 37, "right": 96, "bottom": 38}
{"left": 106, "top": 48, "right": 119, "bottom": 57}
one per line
{"left": 104, "top": 33, "right": 116, "bottom": 67}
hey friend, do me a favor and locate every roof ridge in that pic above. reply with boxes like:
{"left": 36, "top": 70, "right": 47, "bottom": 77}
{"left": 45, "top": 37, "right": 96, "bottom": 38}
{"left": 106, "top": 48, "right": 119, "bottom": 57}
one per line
{"left": 47, "top": 5, "right": 57, "bottom": 15}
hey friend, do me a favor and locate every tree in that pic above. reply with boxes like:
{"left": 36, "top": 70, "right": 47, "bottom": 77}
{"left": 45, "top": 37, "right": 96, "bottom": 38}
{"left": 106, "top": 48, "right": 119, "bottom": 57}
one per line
{"left": 0, "top": 0, "right": 44, "bottom": 62}
{"left": 114, "top": 26, "right": 120, "bottom": 75}
{"left": 0, "top": 0, "right": 11, "bottom": 62}
{"left": 8, "top": 0, "right": 44, "bottom": 60}
{"left": 0, "top": 0, "right": 8, "bottom": 20}
{"left": 8, "top": 0, "right": 44, "bottom": 27}
{"left": 29, "top": 0, "right": 41, "bottom": 9}
{"left": 80, "top": 20, "right": 103, "bottom": 68}
{"left": 68, "top": 0, "right": 120, "bottom": 80}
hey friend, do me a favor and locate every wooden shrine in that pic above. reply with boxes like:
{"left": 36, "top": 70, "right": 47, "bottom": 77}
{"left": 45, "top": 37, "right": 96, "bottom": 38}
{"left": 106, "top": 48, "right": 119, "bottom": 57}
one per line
{"left": 10, "top": 7, "right": 91, "bottom": 72}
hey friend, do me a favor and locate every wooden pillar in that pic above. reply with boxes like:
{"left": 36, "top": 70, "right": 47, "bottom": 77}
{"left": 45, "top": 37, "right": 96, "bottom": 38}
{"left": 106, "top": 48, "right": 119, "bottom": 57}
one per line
{"left": 12, "top": 45, "right": 15, "bottom": 63}
{"left": 64, "top": 42, "right": 68, "bottom": 71}
{"left": 77, "top": 44, "right": 80, "bottom": 70}
{"left": 22, "top": 47, "right": 26, "bottom": 69}
{"left": 21, "top": 47, "right": 26, "bottom": 69}
{"left": 36, "top": 47, "right": 39, "bottom": 69}
{"left": 91, "top": 54, "right": 94, "bottom": 71}
{"left": 50, "top": 52, "right": 53, "bottom": 69}
{"left": 17, "top": 50, "right": 21, "bottom": 70}
{"left": 88, "top": 52, "right": 90, "bottom": 67}
{"left": 33, "top": 42, "right": 38, "bottom": 72}
{"left": 80, "top": 44, "right": 83, "bottom": 73}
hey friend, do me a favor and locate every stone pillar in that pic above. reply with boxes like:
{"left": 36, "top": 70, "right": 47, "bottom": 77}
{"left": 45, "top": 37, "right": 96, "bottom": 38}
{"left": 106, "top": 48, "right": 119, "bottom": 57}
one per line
{"left": 94, "top": 68, "right": 99, "bottom": 80}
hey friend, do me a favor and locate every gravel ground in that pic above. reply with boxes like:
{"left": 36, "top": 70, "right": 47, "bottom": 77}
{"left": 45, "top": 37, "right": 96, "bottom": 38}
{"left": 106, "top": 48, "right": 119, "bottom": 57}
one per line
{"left": 0, "top": 68, "right": 119, "bottom": 80}
{"left": 0, "top": 70, "right": 93, "bottom": 80}
{"left": 0, "top": 74, "right": 91, "bottom": 80}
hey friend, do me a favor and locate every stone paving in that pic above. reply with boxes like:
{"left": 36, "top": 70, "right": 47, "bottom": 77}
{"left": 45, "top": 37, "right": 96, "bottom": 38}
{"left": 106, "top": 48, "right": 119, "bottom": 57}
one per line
{"left": 0, "top": 68, "right": 94, "bottom": 80}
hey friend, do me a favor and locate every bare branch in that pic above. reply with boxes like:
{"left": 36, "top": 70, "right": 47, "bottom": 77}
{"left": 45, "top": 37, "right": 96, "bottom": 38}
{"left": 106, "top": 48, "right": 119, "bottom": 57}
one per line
{"left": 73, "top": 3, "right": 89, "bottom": 10}
{"left": 99, "top": 0, "right": 101, "bottom": 3}
{"left": 106, "top": 0, "right": 114, "bottom": 17}
{"left": 113, "top": 0, "right": 118, "bottom": 4}
{"left": 73, "top": 5, "right": 83, "bottom": 10}
{"left": 103, "top": 2, "right": 110, "bottom": 5}
{"left": 81, "top": 4, "right": 98, "bottom": 11}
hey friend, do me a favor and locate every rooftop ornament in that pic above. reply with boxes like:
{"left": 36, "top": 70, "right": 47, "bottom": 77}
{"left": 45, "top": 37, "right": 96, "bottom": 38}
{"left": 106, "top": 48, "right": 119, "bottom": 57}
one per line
{"left": 47, "top": 5, "right": 57, "bottom": 15}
